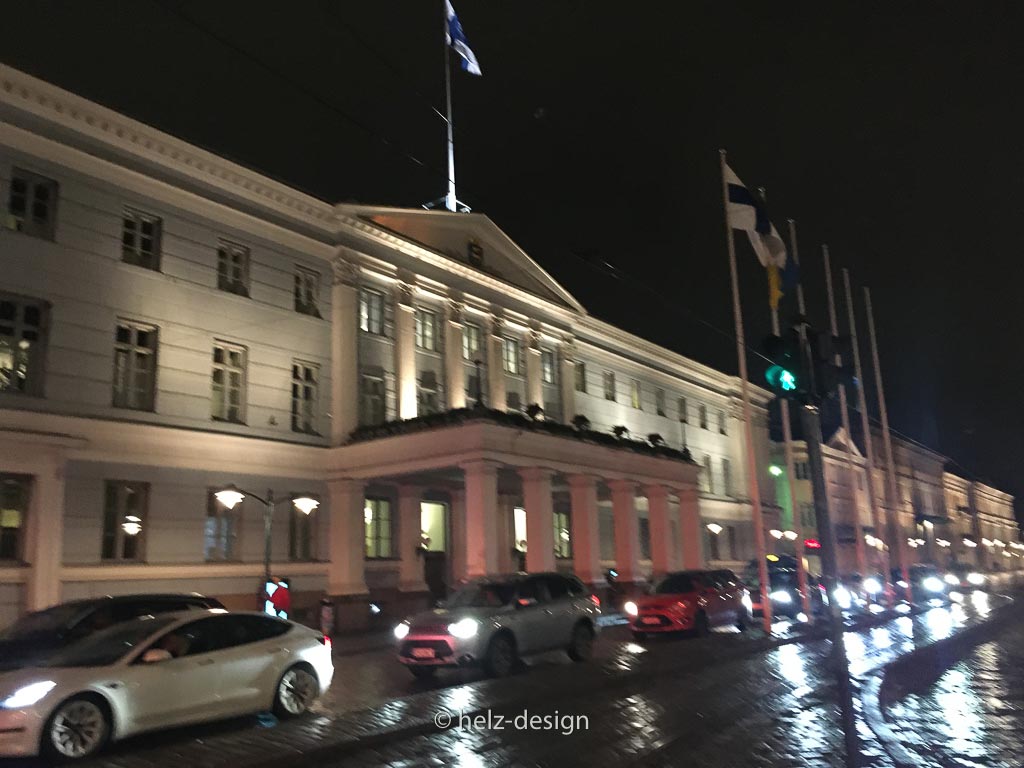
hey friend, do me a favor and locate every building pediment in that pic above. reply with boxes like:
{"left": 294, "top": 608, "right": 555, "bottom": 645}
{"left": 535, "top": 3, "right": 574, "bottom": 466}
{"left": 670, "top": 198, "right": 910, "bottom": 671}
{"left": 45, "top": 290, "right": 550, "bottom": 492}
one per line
{"left": 826, "top": 426, "right": 865, "bottom": 460}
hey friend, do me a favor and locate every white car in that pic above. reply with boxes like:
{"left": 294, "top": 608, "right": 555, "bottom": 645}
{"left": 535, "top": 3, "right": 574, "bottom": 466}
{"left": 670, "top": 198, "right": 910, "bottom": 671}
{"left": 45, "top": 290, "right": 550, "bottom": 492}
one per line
{"left": 0, "top": 610, "right": 333, "bottom": 760}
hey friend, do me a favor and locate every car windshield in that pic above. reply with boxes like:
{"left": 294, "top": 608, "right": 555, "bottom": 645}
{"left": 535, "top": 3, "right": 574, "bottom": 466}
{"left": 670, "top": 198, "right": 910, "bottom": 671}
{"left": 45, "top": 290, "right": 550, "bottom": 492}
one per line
{"left": 655, "top": 575, "right": 695, "bottom": 594}
{"left": 447, "top": 582, "right": 516, "bottom": 608}
{"left": 0, "top": 602, "right": 89, "bottom": 642}
{"left": 45, "top": 616, "right": 177, "bottom": 668}
{"left": 770, "top": 571, "right": 800, "bottom": 589}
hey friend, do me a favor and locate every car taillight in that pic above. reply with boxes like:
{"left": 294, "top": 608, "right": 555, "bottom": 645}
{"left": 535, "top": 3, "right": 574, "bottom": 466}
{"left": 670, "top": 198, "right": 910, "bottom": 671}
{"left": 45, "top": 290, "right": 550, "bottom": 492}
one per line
{"left": 318, "top": 634, "right": 332, "bottom": 650}
{"left": 590, "top": 594, "right": 601, "bottom": 608}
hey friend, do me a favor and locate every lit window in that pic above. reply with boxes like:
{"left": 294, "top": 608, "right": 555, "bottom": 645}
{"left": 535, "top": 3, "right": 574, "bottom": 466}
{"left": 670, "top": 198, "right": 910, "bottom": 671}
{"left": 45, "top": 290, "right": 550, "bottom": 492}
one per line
{"left": 205, "top": 490, "right": 238, "bottom": 561}
{"left": 0, "top": 293, "right": 47, "bottom": 395}
{"left": 113, "top": 321, "right": 158, "bottom": 411}
{"left": 102, "top": 481, "right": 148, "bottom": 561}
{"left": 541, "top": 350, "right": 556, "bottom": 384}
{"left": 656, "top": 388, "right": 666, "bottom": 417}
{"left": 415, "top": 309, "right": 439, "bottom": 351}
{"left": 291, "top": 361, "right": 320, "bottom": 434}
{"left": 364, "top": 498, "right": 393, "bottom": 558}
{"left": 631, "top": 379, "right": 641, "bottom": 409}
{"left": 6, "top": 169, "right": 57, "bottom": 240}
{"left": 575, "top": 362, "right": 587, "bottom": 393}
{"left": 678, "top": 396, "right": 688, "bottom": 423}
{"left": 603, "top": 371, "right": 616, "bottom": 401}
{"left": 361, "top": 373, "right": 386, "bottom": 426}
{"left": 503, "top": 337, "right": 521, "bottom": 375}
{"left": 293, "top": 266, "right": 321, "bottom": 318}
{"left": 359, "top": 288, "right": 384, "bottom": 335}
{"left": 463, "top": 322, "right": 482, "bottom": 361}
{"left": 553, "top": 509, "right": 571, "bottom": 559}
{"left": 0, "top": 474, "right": 29, "bottom": 561}
{"left": 216, "top": 240, "right": 250, "bottom": 297}
{"left": 289, "top": 496, "right": 319, "bottom": 562}
{"left": 121, "top": 209, "right": 162, "bottom": 271}
{"left": 211, "top": 342, "right": 247, "bottom": 423}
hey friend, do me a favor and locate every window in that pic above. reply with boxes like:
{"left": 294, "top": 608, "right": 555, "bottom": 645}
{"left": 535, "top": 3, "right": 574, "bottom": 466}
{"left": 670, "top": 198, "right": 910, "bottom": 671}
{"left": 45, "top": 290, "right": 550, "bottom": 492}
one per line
{"left": 678, "top": 396, "right": 688, "bottom": 423}
{"left": 718, "top": 410, "right": 727, "bottom": 435}
{"left": 462, "top": 322, "right": 482, "bottom": 361}
{"left": 703, "top": 454, "right": 714, "bottom": 494}
{"left": 553, "top": 509, "right": 571, "bottom": 559}
{"left": 420, "top": 502, "right": 447, "bottom": 552}
{"left": 639, "top": 517, "right": 651, "bottom": 560}
{"left": 503, "top": 337, "right": 521, "bottom": 375}
{"left": 699, "top": 404, "right": 708, "bottom": 429}
{"left": 0, "top": 474, "right": 29, "bottom": 561}
{"left": 575, "top": 362, "right": 587, "bottom": 393}
{"left": 216, "top": 240, "right": 250, "bottom": 296}
{"left": 656, "top": 388, "right": 666, "bottom": 417}
{"left": 541, "top": 350, "right": 556, "bottom": 384}
{"left": 113, "top": 321, "right": 158, "bottom": 411}
{"left": 205, "top": 490, "right": 239, "bottom": 561}
{"left": 211, "top": 342, "right": 246, "bottom": 423}
{"left": 418, "top": 370, "right": 441, "bottom": 415}
{"left": 364, "top": 498, "right": 393, "bottom": 558}
{"left": 6, "top": 169, "right": 57, "bottom": 239}
{"left": 726, "top": 525, "right": 737, "bottom": 560}
{"left": 506, "top": 390, "right": 522, "bottom": 411}
{"left": 800, "top": 502, "right": 816, "bottom": 527}
{"left": 722, "top": 458, "right": 732, "bottom": 497}
{"left": 361, "top": 373, "right": 386, "bottom": 425}
{"left": 0, "top": 294, "right": 46, "bottom": 395}
{"left": 795, "top": 462, "right": 809, "bottom": 480}
{"left": 359, "top": 289, "right": 384, "bottom": 335}
{"left": 121, "top": 209, "right": 162, "bottom": 270}
{"left": 631, "top": 379, "right": 642, "bottom": 409}
{"left": 102, "top": 481, "right": 148, "bottom": 561}
{"left": 707, "top": 528, "right": 721, "bottom": 561}
{"left": 603, "top": 371, "right": 616, "bottom": 401}
{"left": 415, "top": 309, "right": 439, "bottom": 351}
{"left": 293, "top": 266, "right": 321, "bottom": 317}
{"left": 291, "top": 361, "right": 319, "bottom": 434}
{"left": 289, "top": 496, "right": 318, "bottom": 561}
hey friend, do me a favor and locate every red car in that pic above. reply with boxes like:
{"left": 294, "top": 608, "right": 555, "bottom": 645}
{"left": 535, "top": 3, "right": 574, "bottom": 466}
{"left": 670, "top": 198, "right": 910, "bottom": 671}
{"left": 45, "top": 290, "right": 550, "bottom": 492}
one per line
{"left": 626, "top": 569, "right": 751, "bottom": 639}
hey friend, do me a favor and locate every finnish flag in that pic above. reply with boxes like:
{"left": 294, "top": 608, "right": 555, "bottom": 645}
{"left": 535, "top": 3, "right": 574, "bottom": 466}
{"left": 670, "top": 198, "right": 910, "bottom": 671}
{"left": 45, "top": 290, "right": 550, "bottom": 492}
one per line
{"left": 725, "top": 164, "right": 787, "bottom": 269}
{"left": 446, "top": 1, "right": 482, "bottom": 76}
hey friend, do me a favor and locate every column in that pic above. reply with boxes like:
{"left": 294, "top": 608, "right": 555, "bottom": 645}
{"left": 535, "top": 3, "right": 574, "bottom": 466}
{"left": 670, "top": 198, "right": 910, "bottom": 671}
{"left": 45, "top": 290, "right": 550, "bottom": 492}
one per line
{"left": 496, "top": 494, "right": 517, "bottom": 573}
{"left": 645, "top": 484, "right": 672, "bottom": 578}
{"left": 330, "top": 254, "right": 360, "bottom": 445}
{"left": 568, "top": 474, "right": 601, "bottom": 586}
{"left": 609, "top": 479, "right": 639, "bottom": 584}
{"left": 327, "top": 478, "right": 369, "bottom": 597}
{"left": 519, "top": 467, "right": 555, "bottom": 572}
{"left": 24, "top": 457, "right": 65, "bottom": 610}
{"left": 525, "top": 329, "right": 543, "bottom": 412}
{"left": 677, "top": 487, "right": 702, "bottom": 569}
{"left": 397, "top": 486, "right": 427, "bottom": 593}
{"left": 487, "top": 315, "right": 506, "bottom": 410}
{"left": 559, "top": 337, "right": 577, "bottom": 423}
{"left": 449, "top": 490, "right": 468, "bottom": 586}
{"left": 461, "top": 460, "right": 501, "bottom": 578}
{"left": 393, "top": 281, "right": 417, "bottom": 420}
{"left": 445, "top": 298, "right": 466, "bottom": 410}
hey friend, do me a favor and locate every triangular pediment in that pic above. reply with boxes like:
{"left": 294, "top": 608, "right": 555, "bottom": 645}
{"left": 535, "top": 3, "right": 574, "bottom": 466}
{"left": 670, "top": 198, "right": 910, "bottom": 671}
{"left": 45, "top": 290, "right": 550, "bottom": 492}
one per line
{"left": 826, "top": 426, "right": 865, "bottom": 459}
{"left": 340, "top": 206, "right": 585, "bottom": 313}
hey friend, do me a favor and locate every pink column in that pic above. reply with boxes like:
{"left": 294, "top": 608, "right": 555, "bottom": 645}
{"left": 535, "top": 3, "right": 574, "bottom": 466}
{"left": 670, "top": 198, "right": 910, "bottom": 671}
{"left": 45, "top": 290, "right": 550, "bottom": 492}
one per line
{"left": 326, "top": 478, "right": 369, "bottom": 596}
{"left": 519, "top": 467, "right": 556, "bottom": 572}
{"left": 609, "top": 479, "right": 639, "bottom": 584}
{"left": 461, "top": 460, "right": 501, "bottom": 578}
{"left": 568, "top": 474, "right": 601, "bottom": 587}
{"left": 645, "top": 484, "right": 672, "bottom": 578}
{"left": 677, "top": 487, "right": 703, "bottom": 569}
{"left": 397, "top": 486, "right": 427, "bottom": 593}
{"left": 449, "top": 490, "right": 468, "bottom": 586}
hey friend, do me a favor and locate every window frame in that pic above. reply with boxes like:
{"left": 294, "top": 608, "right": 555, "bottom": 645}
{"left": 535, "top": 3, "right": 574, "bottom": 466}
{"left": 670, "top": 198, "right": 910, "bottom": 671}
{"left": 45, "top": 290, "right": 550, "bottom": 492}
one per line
{"left": 101, "top": 480, "right": 149, "bottom": 562}
{"left": 360, "top": 372, "right": 387, "bottom": 426}
{"left": 575, "top": 362, "right": 587, "bottom": 393}
{"left": 6, "top": 168, "right": 58, "bottom": 240}
{"left": 553, "top": 508, "right": 572, "bottom": 559}
{"left": 359, "top": 288, "right": 384, "bottom": 335}
{"left": 541, "top": 349, "right": 556, "bottom": 385}
{"left": 502, "top": 336, "right": 522, "bottom": 375}
{"left": 699, "top": 404, "right": 708, "bottom": 429}
{"left": 655, "top": 388, "right": 666, "bottom": 417}
{"left": 630, "top": 379, "right": 642, "bottom": 409}
{"left": 205, "top": 489, "right": 240, "bottom": 561}
{"left": 462, "top": 322, "right": 483, "bottom": 361}
{"left": 112, "top": 320, "right": 158, "bottom": 412}
{"left": 414, "top": 308, "right": 440, "bottom": 352}
{"left": 121, "top": 208, "right": 163, "bottom": 271}
{"left": 216, "top": 239, "right": 251, "bottom": 297}
{"left": 603, "top": 370, "right": 616, "bottom": 401}
{"left": 0, "top": 473, "right": 30, "bottom": 562}
{"left": 211, "top": 341, "right": 247, "bottom": 424}
{"left": 718, "top": 409, "right": 727, "bottom": 435}
{"left": 0, "top": 292, "right": 48, "bottom": 396}
{"left": 417, "top": 369, "right": 442, "bottom": 415}
{"left": 289, "top": 494, "right": 319, "bottom": 562}
{"left": 291, "top": 360, "right": 320, "bottom": 435}
{"left": 293, "top": 265, "right": 322, "bottom": 318}
{"left": 364, "top": 497, "right": 393, "bottom": 559}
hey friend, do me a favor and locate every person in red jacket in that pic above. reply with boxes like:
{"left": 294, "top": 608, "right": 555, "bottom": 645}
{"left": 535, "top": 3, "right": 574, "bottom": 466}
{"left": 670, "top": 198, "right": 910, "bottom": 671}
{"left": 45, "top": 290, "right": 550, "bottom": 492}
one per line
{"left": 266, "top": 577, "right": 291, "bottom": 619}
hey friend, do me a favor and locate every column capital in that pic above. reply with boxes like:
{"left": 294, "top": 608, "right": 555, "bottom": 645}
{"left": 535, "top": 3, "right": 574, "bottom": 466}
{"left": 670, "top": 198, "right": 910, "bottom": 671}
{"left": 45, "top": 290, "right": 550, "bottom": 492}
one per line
{"left": 327, "top": 477, "right": 364, "bottom": 493}
{"left": 446, "top": 296, "right": 464, "bottom": 324}
{"left": 460, "top": 459, "right": 503, "bottom": 476}
{"left": 560, "top": 335, "right": 577, "bottom": 362}
{"left": 607, "top": 478, "right": 637, "bottom": 494}
{"left": 566, "top": 473, "right": 600, "bottom": 489}
{"left": 394, "top": 280, "right": 415, "bottom": 310}
{"left": 331, "top": 249, "right": 362, "bottom": 287}
{"left": 489, "top": 314, "right": 505, "bottom": 338}
{"left": 518, "top": 466, "right": 555, "bottom": 482}
{"left": 643, "top": 483, "right": 670, "bottom": 499}
{"left": 527, "top": 327, "right": 542, "bottom": 352}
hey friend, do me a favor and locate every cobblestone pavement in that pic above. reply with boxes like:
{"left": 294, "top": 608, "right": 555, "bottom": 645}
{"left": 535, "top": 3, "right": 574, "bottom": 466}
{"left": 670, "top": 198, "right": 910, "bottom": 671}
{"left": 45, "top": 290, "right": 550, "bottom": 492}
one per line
{"left": 0, "top": 588, "right": 1015, "bottom": 768}
{"left": 883, "top": 593, "right": 1024, "bottom": 768}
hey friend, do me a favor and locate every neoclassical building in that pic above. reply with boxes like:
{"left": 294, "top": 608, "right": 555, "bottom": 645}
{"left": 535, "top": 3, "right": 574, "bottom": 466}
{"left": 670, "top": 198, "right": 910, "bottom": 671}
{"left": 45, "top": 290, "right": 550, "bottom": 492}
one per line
{"left": 0, "top": 64, "right": 781, "bottom": 630}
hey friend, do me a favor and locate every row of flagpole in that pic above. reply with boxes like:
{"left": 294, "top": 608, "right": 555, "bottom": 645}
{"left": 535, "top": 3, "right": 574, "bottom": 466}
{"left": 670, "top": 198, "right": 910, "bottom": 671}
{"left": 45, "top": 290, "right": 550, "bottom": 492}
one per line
{"left": 719, "top": 148, "right": 912, "bottom": 627}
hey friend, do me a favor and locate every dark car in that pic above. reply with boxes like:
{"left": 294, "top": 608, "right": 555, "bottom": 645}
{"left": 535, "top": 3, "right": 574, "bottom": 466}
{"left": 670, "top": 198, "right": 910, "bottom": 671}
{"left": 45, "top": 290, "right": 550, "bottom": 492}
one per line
{"left": 0, "top": 593, "right": 224, "bottom": 671}
{"left": 743, "top": 558, "right": 824, "bottom": 619}
{"left": 891, "top": 564, "right": 951, "bottom": 605}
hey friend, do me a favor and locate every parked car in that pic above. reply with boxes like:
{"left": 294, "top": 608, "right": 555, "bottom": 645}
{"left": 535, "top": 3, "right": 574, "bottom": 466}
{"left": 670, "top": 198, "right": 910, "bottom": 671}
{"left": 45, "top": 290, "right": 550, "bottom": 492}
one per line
{"left": 393, "top": 573, "right": 601, "bottom": 679}
{"left": 743, "top": 558, "right": 825, "bottom": 619}
{"left": 0, "top": 610, "right": 333, "bottom": 760}
{"left": 626, "top": 569, "right": 751, "bottom": 639}
{"left": 0, "top": 593, "right": 225, "bottom": 672}
{"left": 945, "top": 562, "right": 987, "bottom": 591}
{"left": 892, "top": 564, "right": 952, "bottom": 604}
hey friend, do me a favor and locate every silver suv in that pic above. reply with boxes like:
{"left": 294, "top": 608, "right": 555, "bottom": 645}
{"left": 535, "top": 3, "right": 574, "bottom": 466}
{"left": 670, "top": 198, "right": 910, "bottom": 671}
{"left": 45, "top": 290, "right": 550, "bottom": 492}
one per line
{"left": 393, "top": 573, "right": 601, "bottom": 679}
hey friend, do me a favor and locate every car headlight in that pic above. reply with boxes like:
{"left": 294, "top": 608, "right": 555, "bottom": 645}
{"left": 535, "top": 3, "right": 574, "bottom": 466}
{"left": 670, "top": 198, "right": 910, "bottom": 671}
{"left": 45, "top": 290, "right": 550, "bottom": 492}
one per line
{"left": 769, "top": 590, "right": 793, "bottom": 604}
{"left": 624, "top": 600, "right": 639, "bottom": 617}
{"left": 967, "top": 572, "right": 985, "bottom": 586}
{"left": 944, "top": 573, "right": 959, "bottom": 586}
{"left": 862, "top": 578, "right": 882, "bottom": 595}
{"left": 923, "top": 576, "right": 944, "bottom": 593}
{"left": 447, "top": 618, "right": 479, "bottom": 639}
{"left": 896, "top": 580, "right": 909, "bottom": 589}
{"left": 393, "top": 622, "right": 410, "bottom": 640}
{"left": 741, "top": 593, "right": 753, "bottom": 611}
{"left": 833, "top": 586, "right": 852, "bottom": 610}
{"left": 1, "top": 680, "right": 57, "bottom": 709}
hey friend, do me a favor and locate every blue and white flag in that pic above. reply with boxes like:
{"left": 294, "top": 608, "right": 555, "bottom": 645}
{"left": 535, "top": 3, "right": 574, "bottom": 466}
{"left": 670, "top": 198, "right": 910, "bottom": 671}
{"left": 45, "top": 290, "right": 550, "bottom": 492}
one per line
{"left": 725, "top": 164, "right": 787, "bottom": 269}
{"left": 446, "top": 1, "right": 482, "bottom": 76}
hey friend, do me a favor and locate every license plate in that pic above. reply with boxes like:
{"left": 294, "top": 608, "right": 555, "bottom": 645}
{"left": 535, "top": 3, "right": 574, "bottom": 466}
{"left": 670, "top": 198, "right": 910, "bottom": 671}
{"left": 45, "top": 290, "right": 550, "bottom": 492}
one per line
{"left": 641, "top": 617, "right": 660, "bottom": 625}
{"left": 411, "top": 647, "right": 436, "bottom": 659}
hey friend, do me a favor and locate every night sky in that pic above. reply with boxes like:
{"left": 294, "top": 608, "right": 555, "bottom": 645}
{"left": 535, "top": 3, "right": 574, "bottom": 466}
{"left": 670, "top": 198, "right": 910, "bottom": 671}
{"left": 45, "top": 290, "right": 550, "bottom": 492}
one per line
{"left": 3, "top": 3, "right": 1022, "bottom": 515}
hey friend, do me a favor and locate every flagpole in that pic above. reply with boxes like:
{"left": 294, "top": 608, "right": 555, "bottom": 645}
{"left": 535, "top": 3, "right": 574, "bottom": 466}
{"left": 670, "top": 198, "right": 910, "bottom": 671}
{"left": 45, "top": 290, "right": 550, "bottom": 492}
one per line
{"left": 823, "top": 246, "right": 868, "bottom": 582}
{"left": 720, "top": 149, "right": 772, "bottom": 632}
{"left": 843, "top": 270, "right": 894, "bottom": 606}
{"left": 443, "top": 0, "right": 457, "bottom": 212}
{"left": 865, "top": 287, "right": 913, "bottom": 602}
{"left": 778, "top": 219, "right": 812, "bottom": 621}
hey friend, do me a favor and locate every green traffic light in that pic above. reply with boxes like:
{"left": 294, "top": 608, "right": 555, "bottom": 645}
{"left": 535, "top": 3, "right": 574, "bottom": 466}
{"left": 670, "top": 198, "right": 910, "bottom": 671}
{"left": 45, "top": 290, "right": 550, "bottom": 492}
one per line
{"left": 766, "top": 365, "right": 798, "bottom": 393}
{"left": 780, "top": 370, "right": 796, "bottom": 391}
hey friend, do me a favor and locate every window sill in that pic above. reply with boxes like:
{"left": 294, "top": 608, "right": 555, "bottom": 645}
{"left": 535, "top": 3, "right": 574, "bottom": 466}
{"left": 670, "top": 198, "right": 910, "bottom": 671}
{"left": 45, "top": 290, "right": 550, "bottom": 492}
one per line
{"left": 212, "top": 417, "right": 248, "bottom": 426}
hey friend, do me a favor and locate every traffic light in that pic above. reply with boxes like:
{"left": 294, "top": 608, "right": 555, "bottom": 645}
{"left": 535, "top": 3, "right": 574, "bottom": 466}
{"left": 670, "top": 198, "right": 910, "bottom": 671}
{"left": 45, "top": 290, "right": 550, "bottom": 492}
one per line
{"left": 813, "top": 334, "right": 857, "bottom": 399}
{"left": 763, "top": 329, "right": 802, "bottom": 398}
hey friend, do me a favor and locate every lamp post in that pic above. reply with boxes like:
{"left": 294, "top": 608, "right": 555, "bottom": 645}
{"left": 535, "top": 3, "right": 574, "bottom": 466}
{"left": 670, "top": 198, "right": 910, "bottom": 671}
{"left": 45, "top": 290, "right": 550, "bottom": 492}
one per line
{"left": 214, "top": 485, "right": 320, "bottom": 587}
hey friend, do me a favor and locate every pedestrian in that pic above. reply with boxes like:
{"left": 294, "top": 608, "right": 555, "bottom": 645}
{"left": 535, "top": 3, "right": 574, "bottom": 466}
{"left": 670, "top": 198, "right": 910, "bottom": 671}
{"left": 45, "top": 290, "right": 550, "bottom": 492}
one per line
{"left": 267, "top": 577, "right": 291, "bottom": 619}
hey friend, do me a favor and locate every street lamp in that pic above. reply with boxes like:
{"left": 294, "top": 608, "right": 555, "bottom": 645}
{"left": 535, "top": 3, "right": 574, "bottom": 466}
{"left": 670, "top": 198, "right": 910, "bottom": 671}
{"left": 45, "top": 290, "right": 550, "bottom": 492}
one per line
{"left": 214, "top": 484, "right": 320, "bottom": 586}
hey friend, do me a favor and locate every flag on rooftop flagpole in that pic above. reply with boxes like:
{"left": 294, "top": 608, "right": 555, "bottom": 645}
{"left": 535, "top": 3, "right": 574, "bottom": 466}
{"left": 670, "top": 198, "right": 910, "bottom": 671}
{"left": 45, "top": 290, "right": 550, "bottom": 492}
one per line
{"left": 445, "top": 1, "right": 482, "bottom": 76}
{"left": 724, "top": 164, "right": 787, "bottom": 269}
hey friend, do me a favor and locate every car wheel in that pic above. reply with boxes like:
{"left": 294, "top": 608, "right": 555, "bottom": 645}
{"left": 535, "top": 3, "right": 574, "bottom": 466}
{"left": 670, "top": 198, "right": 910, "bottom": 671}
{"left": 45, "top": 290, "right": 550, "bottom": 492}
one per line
{"left": 692, "top": 611, "right": 709, "bottom": 638}
{"left": 273, "top": 665, "right": 319, "bottom": 717}
{"left": 735, "top": 609, "right": 748, "bottom": 632}
{"left": 567, "top": 622, "right": 594, "bottom": 662}
{"left": 409, "top": 666, "right": 437, "bottom": 680}
{"left": 42, "top": 695, "right": 110, "bottom": 761}
{"left": 483, "top": 633, "right": 517, "bottom": 678}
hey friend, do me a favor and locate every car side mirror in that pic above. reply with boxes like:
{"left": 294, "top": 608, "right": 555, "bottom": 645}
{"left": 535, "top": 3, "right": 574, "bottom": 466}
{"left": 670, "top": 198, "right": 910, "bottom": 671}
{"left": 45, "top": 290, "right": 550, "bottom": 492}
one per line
{"left": 141, "top": 648, "right": 173, "bottom": 664}
{"left": 516, "top": 597, "right": 538, "bottom": 609}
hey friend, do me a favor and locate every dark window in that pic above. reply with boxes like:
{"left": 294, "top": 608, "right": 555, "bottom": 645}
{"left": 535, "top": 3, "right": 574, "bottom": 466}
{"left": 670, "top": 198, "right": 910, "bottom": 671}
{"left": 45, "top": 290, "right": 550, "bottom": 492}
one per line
{"left": 121, "top": 209, "right": 162, "bottom": 270}
{"left": 216, "top": 240, "right": 250, "bottom": 296}
{"left": 113, "top": 321, "right": 158, "bottom": 411}
{"left": 6, "top": 169, "right": 58, "bottom": 239}
{"left": 638, "top": 517, "right": 651, "bottom": 560}
{"left": 293, "top": 266, "right": 321, "bottom": 317}
{"left": 101, "top": 480, "right": 148, "bottom": 561}
{"left": 0, "top": 293, "right": 48, "bottom": 395}
{"left": 517, "top": 577, "right": 550, "bottom": 604}
{"left": 655, "top": 574, "right": 696, "bottom": 594}
{"left": 236, "top": 614, "right": 291, "bottom": 641}
{"left": 542, "top": 575, "right": 571, "bottom": 600}
{"left": 566, "top": 576, "right": 587, "bottom": 596}
{"left": 0, "top": 473, "right": 30, "bottom": 560}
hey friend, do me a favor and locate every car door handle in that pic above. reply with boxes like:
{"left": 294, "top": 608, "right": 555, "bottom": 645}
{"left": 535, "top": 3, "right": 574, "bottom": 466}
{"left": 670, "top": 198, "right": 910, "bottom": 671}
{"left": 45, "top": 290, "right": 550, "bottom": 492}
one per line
{"left": 197, "top": 658, "right": 216, "bottom": 666}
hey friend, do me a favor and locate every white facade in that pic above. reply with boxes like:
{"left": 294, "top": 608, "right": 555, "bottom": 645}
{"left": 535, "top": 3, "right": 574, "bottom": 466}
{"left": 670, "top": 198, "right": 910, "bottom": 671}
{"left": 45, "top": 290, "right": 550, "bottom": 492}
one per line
{"left": 0, "top": 64, "right": 782, "bottom": 629}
